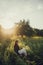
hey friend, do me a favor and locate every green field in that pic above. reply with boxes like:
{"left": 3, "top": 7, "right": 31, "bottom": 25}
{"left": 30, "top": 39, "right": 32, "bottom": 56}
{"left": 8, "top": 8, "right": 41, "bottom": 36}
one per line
{"left": 0, "top": 37, "right": 43, "bottom": 65}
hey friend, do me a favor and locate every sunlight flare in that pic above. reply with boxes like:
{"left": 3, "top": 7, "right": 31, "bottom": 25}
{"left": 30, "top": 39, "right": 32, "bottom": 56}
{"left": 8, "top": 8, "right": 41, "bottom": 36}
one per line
{"left": 1, "top": 22, "right": 14, "bottom": 29}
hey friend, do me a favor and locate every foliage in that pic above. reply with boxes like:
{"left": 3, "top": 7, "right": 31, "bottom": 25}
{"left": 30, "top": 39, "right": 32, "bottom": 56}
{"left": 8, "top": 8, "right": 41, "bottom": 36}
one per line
{"left": 14, "top": 19, "right": 43, "bottom": 37}
{"left": 0, "top": 37, "right": 43, "bottom": 65}
{"left": 14, "top": 19, "right": 35, "bottom": 37}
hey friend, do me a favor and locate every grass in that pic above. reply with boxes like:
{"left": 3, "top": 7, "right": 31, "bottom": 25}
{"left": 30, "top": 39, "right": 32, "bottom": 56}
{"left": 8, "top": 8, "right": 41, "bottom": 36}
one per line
{"left": 0, "top": 36, "right": 43, "bottom": 65}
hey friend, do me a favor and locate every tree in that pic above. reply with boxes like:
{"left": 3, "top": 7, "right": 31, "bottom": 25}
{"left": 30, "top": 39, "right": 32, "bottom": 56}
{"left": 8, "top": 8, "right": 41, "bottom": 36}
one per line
{"left": 14, "top": 19, "right": 35, "bottom": 37}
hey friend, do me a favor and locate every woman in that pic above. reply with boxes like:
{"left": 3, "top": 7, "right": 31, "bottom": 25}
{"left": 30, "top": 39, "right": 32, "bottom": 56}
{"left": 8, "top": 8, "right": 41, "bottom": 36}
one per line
{"left": 14, "top": 40, "right": 27, "bottom": 56}
{"left": 14, "top": 40, "right": 19, "bottom": 54}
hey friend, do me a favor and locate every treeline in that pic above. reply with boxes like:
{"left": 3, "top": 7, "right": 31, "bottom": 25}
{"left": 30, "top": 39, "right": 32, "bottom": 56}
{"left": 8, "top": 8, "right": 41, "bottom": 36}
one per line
{"left": 14, "top": 19, "right": 43, "bottom": 37}
{"left": 0, "top": 19, "right": 43, "bottom": 40}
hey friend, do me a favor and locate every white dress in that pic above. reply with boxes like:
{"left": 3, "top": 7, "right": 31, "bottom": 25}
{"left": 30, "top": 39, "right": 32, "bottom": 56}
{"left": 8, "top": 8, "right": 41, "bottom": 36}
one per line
{"left": 18, "top": 48, "right": 27, "bottom": 56}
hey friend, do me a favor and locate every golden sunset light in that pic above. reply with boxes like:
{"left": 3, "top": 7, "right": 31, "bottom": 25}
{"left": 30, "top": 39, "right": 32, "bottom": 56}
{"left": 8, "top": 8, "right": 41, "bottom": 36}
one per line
{"left": 0, "top": 21, "right": 14, "bottom": 29}
{"left": 0, "top": 0, "right": 43, "bottom": 65}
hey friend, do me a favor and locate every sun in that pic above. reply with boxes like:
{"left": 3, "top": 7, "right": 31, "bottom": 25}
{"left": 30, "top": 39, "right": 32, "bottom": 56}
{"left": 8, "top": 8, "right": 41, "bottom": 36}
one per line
{"left": 1, "top": 22, "right": 14, "bottom": 29}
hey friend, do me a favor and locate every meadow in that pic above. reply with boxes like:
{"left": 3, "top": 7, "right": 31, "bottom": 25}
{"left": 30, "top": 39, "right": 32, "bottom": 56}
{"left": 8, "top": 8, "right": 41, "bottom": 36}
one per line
{"left": 0, "top": 36, "right": 43, "bottom": 65}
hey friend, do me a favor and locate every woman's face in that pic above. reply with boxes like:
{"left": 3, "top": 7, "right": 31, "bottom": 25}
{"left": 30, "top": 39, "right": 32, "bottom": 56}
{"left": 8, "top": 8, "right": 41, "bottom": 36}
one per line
{"left": 15, "top": 40, "right": 18, "bottom": 44}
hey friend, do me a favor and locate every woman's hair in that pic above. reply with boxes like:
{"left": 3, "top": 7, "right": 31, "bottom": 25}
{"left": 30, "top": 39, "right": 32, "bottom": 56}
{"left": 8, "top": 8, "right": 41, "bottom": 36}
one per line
{"left": 14, "top": 40, "right": 19, "bottom": 54}
{"left": 15, "top": 40, "right": 18, "bottom": 45}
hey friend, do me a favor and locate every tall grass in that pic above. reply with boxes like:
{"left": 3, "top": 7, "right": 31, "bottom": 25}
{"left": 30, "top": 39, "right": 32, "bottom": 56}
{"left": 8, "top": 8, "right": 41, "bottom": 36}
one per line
{"left": 0, "top": 37, "right": 43, "bottom": 65}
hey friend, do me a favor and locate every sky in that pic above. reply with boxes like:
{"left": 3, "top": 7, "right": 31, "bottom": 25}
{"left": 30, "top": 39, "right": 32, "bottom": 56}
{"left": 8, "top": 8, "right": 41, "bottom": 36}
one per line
{"left": 0, "top": 0, "right": 43, "bottom": 29}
